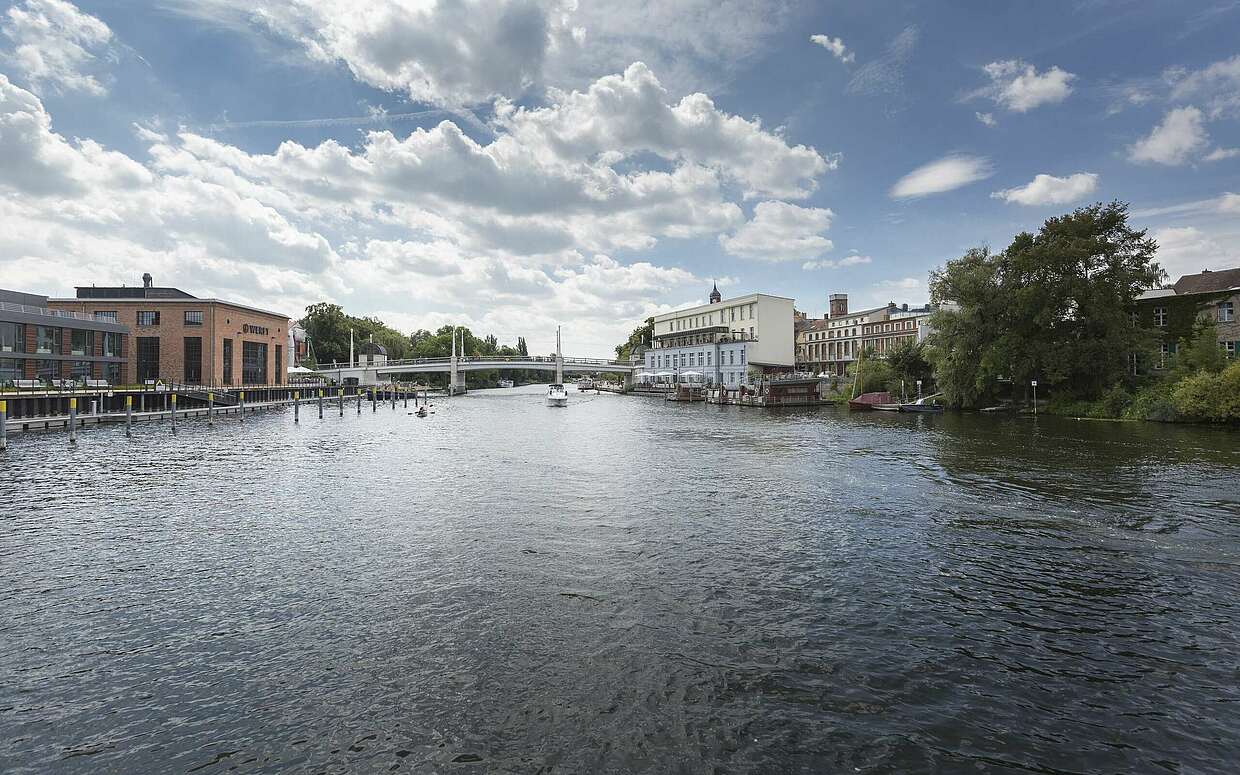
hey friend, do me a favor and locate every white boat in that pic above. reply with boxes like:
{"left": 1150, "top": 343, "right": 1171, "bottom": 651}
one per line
{"left": 576, "top": 377, "right": 595, "bottom": 391}
{"left": 497, "top": 379, "right": 514, "bottom": 388}
{"left": 546, "top": 383, "right": 569, "bottom": 407}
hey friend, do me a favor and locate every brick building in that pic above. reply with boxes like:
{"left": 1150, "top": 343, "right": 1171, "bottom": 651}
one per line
{"left": 47, "top": 274, "right": 291, "bottom": 387}
{"left": 1, "top": 288, "right": 128, "bottom": 385}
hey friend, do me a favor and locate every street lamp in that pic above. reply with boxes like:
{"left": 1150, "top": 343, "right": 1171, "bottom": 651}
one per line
{"left": 1031, "top": 379, "right": 1038, "bottom": 418}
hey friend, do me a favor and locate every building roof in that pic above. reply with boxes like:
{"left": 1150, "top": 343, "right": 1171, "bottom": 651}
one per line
{"left": 75, "top": 285, "right": 197, "bottom": 300}
{"left": 1171, "top": 267, "right": 1240, "bottom": 295}
{"left": 358, "top": 340, "right": 387, "bottom": 355}
{"left": 652, "top": 291, "right": 794, "bottom": 322}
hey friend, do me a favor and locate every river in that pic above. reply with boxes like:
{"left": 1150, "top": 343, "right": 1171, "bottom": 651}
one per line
{"left": 2, "top": 384, "right": 1238, "bottom": 773}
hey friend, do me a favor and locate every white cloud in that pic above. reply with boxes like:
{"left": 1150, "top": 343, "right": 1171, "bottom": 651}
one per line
{"left": 160, "top": 0, "right": 791, "bottom": 106}
{"left": 802, "top": 254, "right": 871, "bottom": 271}
{"left": 1, "top": 0, "right": 112, "bottom": 96}
{"left": 1204, "top": 147, "right": 1239, "bottom": 162}
{"left": 973, "top": 60, "right": 1074, "bottom": 112}
{"left": 890, "top": 154, "right": 992, "bottom": 199}
{"left": 810, "top": 33, "right": 853, "bottom": 64}
{"left": 1219, "top": 192, "right": 1240, "bottom": 213}
{"left": 0, "top": 65, "right": 833, "bottom": 356}
{"left": 1167, "top": 54, "right": 1240, "bottom": 119}
{"left": 1132, "top": 192, "right": 1240, "bottom": 219}
{"left": 991, "top": 172, "right": 1098, "bottom": 206}
{"left": 1128, "top": 106, "right": 1209, "bottom": 165}
{"left": 975, "top": 111, "right": 997, "bottom": 127}
{"left": 719, "top": 201, "right": 834, "bottom": 261}
{"left": 1152, "top": 226, "right": 1240, "bottom": 280}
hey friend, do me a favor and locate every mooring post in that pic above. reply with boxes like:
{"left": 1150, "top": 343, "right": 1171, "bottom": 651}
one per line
{"left": 294, "top": 390, "right": 300, "bottom": 423}
{"left": 391, "top": 385, "right": 396, "bottom": 410}
{"left": 403, "top": 387, "right": 408, "bottom": 408}
{"left": 357, "top": 391, "right": 362, "bottom": 414}
{"left": 208, "top": 392, "right": 214, "bottom": 426}
{"left": 339, "top": 387, "right": 344, "bottom": 416}
{"left": 239, "top": 391, "right": 246, "bottom": 422}
{"left": 69, "top": 398, "right": 78, "bottom": 445}
{"left": 318, "top": 389, "right": 324, "bottom": 419}
{"left": 170, "top": 393, "right": 177, "bottom": 433}
{"left": 1, "top": 399, "right": 8, "bottom": 452}
{"left": 371, "top": 389, "right": 376, "bottom": 412}
{"left": 125, "top": 395, "right": 132, "bottom": 436}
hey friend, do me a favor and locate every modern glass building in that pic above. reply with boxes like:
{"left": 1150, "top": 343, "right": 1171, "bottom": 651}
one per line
{"left": 0, "top": 289, "right": 129, "bottom": 386}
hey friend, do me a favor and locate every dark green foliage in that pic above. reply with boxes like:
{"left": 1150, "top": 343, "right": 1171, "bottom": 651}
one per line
{"left": 927, "top": 202, "right": 1163, "bottom": 407}
{"left": 615, "top": 318, "right": 654, "bottom": 360}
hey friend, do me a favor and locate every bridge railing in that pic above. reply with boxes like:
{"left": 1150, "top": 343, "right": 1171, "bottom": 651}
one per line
{"left": 317, "top": 355, "right": 639, "bottom": 369}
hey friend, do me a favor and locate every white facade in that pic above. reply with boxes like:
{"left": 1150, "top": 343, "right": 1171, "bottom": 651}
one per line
{"left": 646, "top": 292, "right": 795, "bottom": 386}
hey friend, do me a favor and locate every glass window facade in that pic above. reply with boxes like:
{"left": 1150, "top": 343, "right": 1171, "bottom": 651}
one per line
{"left": 184, "top": 310, "right": 203, "bottom": 326}
{"left": 37, "top": 360, "right": 60, "bottom": 381}
{"left": 101, "top": 332, "right": 122, "bottom": 357}
{"left": 274, "top": 345, "right": 283, "bottom": 384}
{"left": 0, "top": 322, "right": 24, "bottom": 353}
{"left": 70, "top": 329, "right": 93, "bottom": 356}
{"left": 36, "top": 325, "right": 61, "bottom": 354}
{"left": 137, "top": 336, "right": 160, "bottom": 382}
{"left": 70, "top": 361, "right": 91, "bottom": 380}
{"left": 222, "top": 339, "right": 233, "bottom": 386}
{"left": 0, "top": 358, "right": 20, "bottom": 384}
{"left": 103, "top": 362, "right": 121, "bottom": 385}
{"left": 242, "top": 341, "right": 268, "bottom": 385}
{"left": 184, "top": 337, "right": 202, "bottom": 383}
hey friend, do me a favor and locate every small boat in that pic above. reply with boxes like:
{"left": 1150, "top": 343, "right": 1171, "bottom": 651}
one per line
{"left": 899, "top": 393, "right": 944, "bottom": 413}
{"left": 546, "top": 383, "right": 569, "bottom": 407}
{"left": 576, "top": 378, "right": 596, "bottom": 391}
{"left": 415, "top": 406, "right": 428, "bottom": 417}
{"left": 497, "top": 379, "right": 514, "bottom": 388}
{"left": 848, "top": 391, "right": 893, "bottom": 410}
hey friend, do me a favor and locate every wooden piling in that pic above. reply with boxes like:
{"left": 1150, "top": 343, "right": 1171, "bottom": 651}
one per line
{"left": 69, "top": 398, "right": 77, "bottom": 445}
{"left": 1, "top": 400, "right": 7, "bottom": 452}
{"left": 125, "top": 395, "right": 132, "bottom": 436}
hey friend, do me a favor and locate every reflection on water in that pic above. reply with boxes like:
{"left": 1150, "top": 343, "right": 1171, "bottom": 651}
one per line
{"left": 2, "top": 386, "right": 1238, "bottom": 773}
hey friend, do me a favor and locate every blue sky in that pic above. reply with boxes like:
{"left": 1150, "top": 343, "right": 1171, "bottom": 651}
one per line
{"left": 1, "top": 1, "right": 1238, "bottom": 355}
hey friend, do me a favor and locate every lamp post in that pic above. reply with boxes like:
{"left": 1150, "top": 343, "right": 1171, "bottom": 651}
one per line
{"left": 1031, "top": 379, "right": 1038, "bottom": 418}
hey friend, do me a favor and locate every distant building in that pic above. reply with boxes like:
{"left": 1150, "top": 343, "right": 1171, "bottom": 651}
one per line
{"left": 1, "top": 288, "right": 128, "bottom": 386}
{"left": 645, "top": 285, "right": 795, "bottom": 386}
{"left": 796, "top": 293, "right": 935, "bottom": 375}
{"left": 1135, "top": 267, "right": 1240, "bottom": 368}
{"left": 357, "top": 339, "right": 388, "bottom": 366}
{"left": 288, "top": 322, "right": 309, "bottom": 367}
{"left": 47, "top": 273, "right": 290, "bottom": 386}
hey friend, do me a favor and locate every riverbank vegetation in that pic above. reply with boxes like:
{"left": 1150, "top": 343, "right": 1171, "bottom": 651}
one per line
{"left": 299, "top": 303, "right": 539, "bottom": 387}
{"left": 925, "top": 202, "right": 1238, "bottom": 424}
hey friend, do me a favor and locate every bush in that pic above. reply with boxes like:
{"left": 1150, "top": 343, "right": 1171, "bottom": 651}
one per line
{"left": 1123, "top": 383, "right": 1178, "bottom": 422}
{"left": 1172, "top": 361, "right": 1240, "bottom": 423}
{"left": 1097, "top": 385, "right": 1133, "bottom": 418}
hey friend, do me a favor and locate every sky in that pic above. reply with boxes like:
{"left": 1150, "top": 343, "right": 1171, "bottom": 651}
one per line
{"left": 1, "top": 0, "right": 1238, "bottom": 357}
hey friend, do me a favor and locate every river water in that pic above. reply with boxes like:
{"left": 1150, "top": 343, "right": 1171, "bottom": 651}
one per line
{"left": 2, "top": 385, "right": 1238, "bottom": 773}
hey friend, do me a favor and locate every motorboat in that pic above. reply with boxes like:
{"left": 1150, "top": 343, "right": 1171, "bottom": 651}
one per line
{"left": 497, "top": 379, "right": 515, "bottom": 388}
{"left": 546, "top": 383, "right": 569, "bottom": 407}
{"left": 576, "top": 378, "right": 596, "bottom": 391}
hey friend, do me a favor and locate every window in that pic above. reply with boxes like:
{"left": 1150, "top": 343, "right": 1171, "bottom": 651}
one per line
{"left": 37, "top": 360, "right": 59, "bottom": 381}
{"left": 0, "top": 358, "right": 21, "bottom": 384}
{"left": 222, "top": 338, "right": 233, "bottom": 385}
{"left": 0, "top": 322, "right": 24, "bottom": 353}
{"left": 93, "top": 311, "right": 118, "bottom": 322}
{"left": 739, "top": 306, "right": 745, "bottom": 321}
{"left": 1153, "top": 307, "right": 1166, "bottom": 327}
{"left": 730, "top": 308, "right": 736, "bottom": 322}
{"left": 184, "top": 310, "right": 203, "bottom": 326}
{"left": 137, "top": 311, "right": 160, "bottom": 326}
{"left": 242, "top": 341, "right": 268, "bottom": 384}
{"left": 749, "top": 303, "right": 755, "bottom": 319}
{"left": 749, "top": 326, "right": 754, "bottom": 339}
{"left": 101, "top": 332, "right": 122, "bottom": 357}
{"left": 1220, "top": 302, "right": 1235, "bottom": 323}
{"left": 1222, "top": 341, "right": 1237, "bottom": 359}
{"left": 70, "top": 361, "right": 91, "bottom": 381}
{"left": 136, "top": 337, "right": 160, "bottom": 382}
{"left": 729, "top": 350, "right": 735, "bottom": 365}
{"left": 275, "top": 345, "right": 283, "bottom": 384}
{"left": 707, "top": 351, "right": 712, "bottom": 366}
{"left": 740, "top": 349, "right": 746, "bottom": 364}
{"left": 103, "top": 362, "right": 121, "bottom": 384}
{"left": 184, "top": 337, "right": 202, "bottom": 383}
{"left": 36, "top": 325, "right": 61, "bottom": 354}
{"left": 70, "top": 329, "right": 92, "bottom": 356}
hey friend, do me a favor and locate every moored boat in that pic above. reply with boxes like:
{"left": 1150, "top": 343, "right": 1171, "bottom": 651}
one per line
{"left": 576, "top": 377, "right": 595, "bottom": 391}
{"left": 848, "top": 391, "right": 893, "bottom": 410}
{"left": 497, "top": 379, "right": 515, "bottom": 388}
{"left": 899, "top": 393, "right": 944, "bottom": 413}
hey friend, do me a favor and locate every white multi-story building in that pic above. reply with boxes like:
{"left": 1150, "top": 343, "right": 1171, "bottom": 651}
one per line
{"left": 645, "top": 285, "right": 795, "bottom": 386}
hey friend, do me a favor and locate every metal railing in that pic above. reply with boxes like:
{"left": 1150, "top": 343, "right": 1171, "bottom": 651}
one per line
{"left": 317, "top": 355, "right": 639, "bottom": 369}
{"left": 0, "top": 301, "right": 100, "bottom": 322}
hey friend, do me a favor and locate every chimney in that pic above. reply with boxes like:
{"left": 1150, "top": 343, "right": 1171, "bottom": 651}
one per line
{"left": 828, "top": 293, "right": 848, "bottom": 318}
{"left": 142, "top": 272, "right": 153, "bottom": 289}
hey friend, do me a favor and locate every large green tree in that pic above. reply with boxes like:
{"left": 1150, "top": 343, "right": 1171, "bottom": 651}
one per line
{"left": 927, "top": 202, "right": 1163, "bottom": 407}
